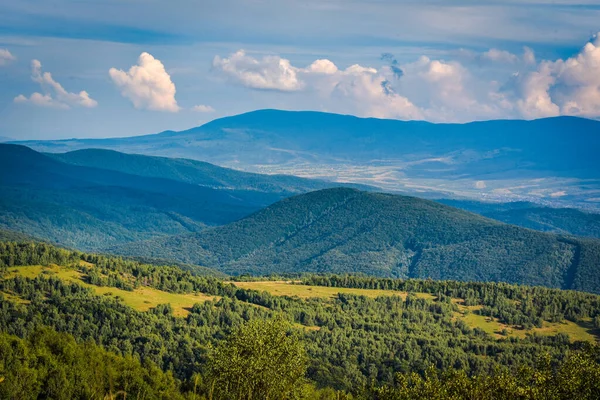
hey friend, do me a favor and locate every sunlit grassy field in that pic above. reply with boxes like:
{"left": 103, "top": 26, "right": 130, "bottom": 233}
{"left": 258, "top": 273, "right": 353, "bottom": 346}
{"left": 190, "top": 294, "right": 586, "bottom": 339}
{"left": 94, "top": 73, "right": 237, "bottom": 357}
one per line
{"left": 236, "top": 281, "right": 599, "bottom": 343}
{"left": 4, "top": 265, "right": 218, "bottom": 317}
{"left": 3, "top": 268, "right": 599, "bottom": 342}
{"left": 453, "top": 304, "right": 598, "bottom": 343}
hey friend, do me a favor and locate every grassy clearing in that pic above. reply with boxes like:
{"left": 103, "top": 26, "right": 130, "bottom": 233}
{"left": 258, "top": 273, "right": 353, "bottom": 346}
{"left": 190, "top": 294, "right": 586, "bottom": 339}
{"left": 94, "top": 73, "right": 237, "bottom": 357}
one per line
{"left": 234, "top": 282, "right": 598, "bottom": 343}
{"left": 4, "top": 265, "right": 218, "bottom": 317}
{"left": 232, "top": 281, "right": 435, "bottom": 300}
{"left": 453, "top": 303, "right": 599, "bottom": 343}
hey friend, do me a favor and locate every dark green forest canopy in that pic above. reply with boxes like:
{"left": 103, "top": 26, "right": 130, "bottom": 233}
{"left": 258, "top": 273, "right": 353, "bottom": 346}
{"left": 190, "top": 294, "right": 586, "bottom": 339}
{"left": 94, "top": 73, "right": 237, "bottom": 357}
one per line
{"left": 0, "top": 144, "right": 279, "bottom": 250}
{"left": 114, "top": 188, "right": 600, "bottom": 294}
{"left": 2, "top": 236, "right": 600, "bottom": 399}
{"left": 440, "top": 199, "right": 600, "bottom": 239}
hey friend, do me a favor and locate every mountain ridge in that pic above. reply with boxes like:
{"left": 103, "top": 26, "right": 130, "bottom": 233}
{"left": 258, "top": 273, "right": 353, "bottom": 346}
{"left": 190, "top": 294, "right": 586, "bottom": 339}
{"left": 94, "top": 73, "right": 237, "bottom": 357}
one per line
{"left": 13, "top": 109, "right": 600, "bottom": 207}
{"left": 112, "top": 187, "right": 600, "bottom": 293}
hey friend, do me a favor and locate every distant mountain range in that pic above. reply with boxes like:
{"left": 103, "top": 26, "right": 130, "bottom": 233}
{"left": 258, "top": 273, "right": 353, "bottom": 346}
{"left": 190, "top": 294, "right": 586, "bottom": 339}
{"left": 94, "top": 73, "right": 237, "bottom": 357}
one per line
{"left": 113, "top": 188, "right": 600, "bottom": 293}
{"left": 3, "top": 143, "right": 600, "bottom": 292}
{"left": 12, "top": 110, "right": 600, "bottom": 208}
{"left": 441, "top": 200, "right": 600, "bottom": 239}
{"left": 0, "top": 144, "right": 363, "bottom": 250}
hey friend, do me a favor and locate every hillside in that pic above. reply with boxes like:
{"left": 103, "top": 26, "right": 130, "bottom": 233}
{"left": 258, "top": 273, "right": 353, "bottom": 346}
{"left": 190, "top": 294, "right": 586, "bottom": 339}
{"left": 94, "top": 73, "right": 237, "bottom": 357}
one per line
{"left": 114, "top": 188, "right": 600, "bottom": 293}
{"left": 441, "top": 199, "right": 600, "bottom": 239}
{"left": 49, "top": 148, "right": 370, "bottom": 195}
{"left": 2, "top": 236, "right": 600, "bottom": 398}
{"left": 14, "top": 110, "right": 600, "bottom": 206}
{"left": 0, "top": 144, "right": 282, "bottom": 250}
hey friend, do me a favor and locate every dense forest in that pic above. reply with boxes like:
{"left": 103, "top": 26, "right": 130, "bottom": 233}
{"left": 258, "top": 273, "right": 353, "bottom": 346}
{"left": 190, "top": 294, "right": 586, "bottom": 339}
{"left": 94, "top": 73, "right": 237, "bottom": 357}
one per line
{"left": 1, "top": 235, "right": 600, "bottom": 398}
{"left": 0, "top": 144, "right": 276, "bottom": 250}
{"left": 441, "top": 199, "right": 600, "bottom": 239}
{"left": 114, "top": 188, "right": 600, "bottom": 294}
{"left": 0, "top": 144, "right": 372, "bottom": 251}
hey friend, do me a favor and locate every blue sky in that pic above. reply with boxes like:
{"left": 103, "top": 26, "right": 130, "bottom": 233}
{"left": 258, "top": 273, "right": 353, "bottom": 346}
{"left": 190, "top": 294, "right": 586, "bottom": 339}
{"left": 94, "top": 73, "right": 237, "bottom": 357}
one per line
{"left": 1, "top": 0, "right": 599, "bottom": 139}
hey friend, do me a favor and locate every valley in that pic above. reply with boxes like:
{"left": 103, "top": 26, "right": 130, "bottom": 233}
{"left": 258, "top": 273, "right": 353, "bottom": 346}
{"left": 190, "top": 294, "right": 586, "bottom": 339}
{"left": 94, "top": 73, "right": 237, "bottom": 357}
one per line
{"left": 13, "top": 110, "right": 600, "bottom": 208}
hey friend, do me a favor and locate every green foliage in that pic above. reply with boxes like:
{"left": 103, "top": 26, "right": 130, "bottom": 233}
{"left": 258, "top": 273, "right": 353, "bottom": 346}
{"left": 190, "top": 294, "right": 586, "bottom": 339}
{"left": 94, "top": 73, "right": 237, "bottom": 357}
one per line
{"left": 0, "top": 144, "right": 274, "bottom": 250}
{"left": 0, "top": 327, "right": 183, "bottom": 400}
{"left": 441, "top": 200, "right": 600, "bottom": 239}
{"left": 301, "top": 275, "right": 600, "bottom": 329}
{"left": 115, "top": 188, "right": 600, "bottom": 293}
{"left": 3, "top": 238, "right": 600, "bottom": 397}
{"left": 207, "top": 318, "right": 308, "bottom": 400}
{"left": 373, "top": 347, "right": 600, "bottom": 400}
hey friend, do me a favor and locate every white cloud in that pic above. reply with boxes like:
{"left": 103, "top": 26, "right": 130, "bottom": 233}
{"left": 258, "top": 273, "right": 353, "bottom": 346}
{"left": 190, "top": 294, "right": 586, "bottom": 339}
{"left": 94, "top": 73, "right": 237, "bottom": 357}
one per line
{"left": 109, "top": 52, "right": 180, "bottom": 112}
{"left": 512, "top": 32, "right": 600, "bottom": 119}
{"left": 14, "top": 60, "right": 97, "bottom": 109}
{"left": 326, "top": 63, "right": 422, "bottom": 120}
{"left": 211, "top": 33, "right": 600, "bottom": 122}
{"left": 514, "top": 62, "right": 560, "bottom": 118}
{"left": 0, "top": 49, "right": 16, "bottom": 66}
{"left": 482, "top": 48, "right": 519, "bottom": 63}
{"left": 475, "top": 180, "right": 487, "bottom": 189}
{"left": 212, "top": 50, "right": 303, "bottom": 91}
{"left": 306, "top": 59, "right": 338, "bottom": 74}
{"left": 192, "top": 104, "right": 216, "bottom": 113}
{"left": 551, "top": 34, "right": 600, "bottom": 117}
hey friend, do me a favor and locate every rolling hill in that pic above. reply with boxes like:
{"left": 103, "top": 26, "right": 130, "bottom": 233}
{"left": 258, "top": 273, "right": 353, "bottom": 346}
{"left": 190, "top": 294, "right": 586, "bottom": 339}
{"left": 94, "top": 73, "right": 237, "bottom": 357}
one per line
{"left": 113, "top": 188, "right": 600, "bottom": 293}
{"left": 48, "top": 148, "right": 370, "bottom": 195}
{"left": 440, "top": 200, "right": 600, "bottom": 239}
{"left": 14, "top": 109, "right": 600, "bottom": 206}
{"left": 0, "top": 144, "right": 284, "bottom": 250}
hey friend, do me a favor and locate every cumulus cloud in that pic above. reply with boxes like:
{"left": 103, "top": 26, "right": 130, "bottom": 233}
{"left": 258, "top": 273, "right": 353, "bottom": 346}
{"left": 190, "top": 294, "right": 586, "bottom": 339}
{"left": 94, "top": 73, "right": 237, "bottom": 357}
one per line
{"left": 328, "top": 63, "right": 422, "bottom": 120}
{"left": 513, "top": 63, "right": 560, "bottom": 118}
{"left": 509, "top": 32, "right": 600, "bottom": 119}
{"left": 212, "top": 33, "right": 600, "bottom": 122}
{"left": 14, "top": 60, "right": 97, "bottom": 109}
{"left": 109, "top": 52, "right": 180, "bottom": 112}
{"left": 551, "top": 34, "right": 600, "bottom": 117}
{"left": 192, "top": 104, "right": 216, "bottom": 113}
{"left": 306, "top": 59, "right": 338, "bottom": 75}
{"left": 212, "top": 50, "right": 303, "bottom": 91}
{"left": 0, "top": 49, "right": 16, "bottom": 66}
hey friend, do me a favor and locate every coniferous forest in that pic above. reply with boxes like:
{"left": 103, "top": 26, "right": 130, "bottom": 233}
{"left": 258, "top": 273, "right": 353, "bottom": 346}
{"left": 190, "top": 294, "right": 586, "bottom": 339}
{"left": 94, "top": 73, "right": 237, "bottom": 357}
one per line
{"left": 1, "top": 237, "right": 600, "bottom": 399}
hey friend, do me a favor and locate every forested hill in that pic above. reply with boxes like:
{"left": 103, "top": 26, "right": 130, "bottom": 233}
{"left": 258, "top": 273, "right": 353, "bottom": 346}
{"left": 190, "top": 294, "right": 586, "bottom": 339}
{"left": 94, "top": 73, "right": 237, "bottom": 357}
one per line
{"left": 49, "top": 148, "right": 370, "bottom": 195}
{"left": 440, "top": 199, "right": 600, "bottom": 239}
{"left": 0, "top": 144, "right": 280, "bottom": 250}
{"left": 14, "top": 110, "right": 600, "bottom": 206}
{"left": 114, "top": 188, "right": 600, "bottom": 293}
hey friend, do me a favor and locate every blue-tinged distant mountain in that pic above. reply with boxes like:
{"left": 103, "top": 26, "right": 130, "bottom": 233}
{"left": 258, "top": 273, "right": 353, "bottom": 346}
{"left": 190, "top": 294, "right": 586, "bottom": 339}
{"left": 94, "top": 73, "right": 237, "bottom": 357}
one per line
{"left": 0, "top": 145, "right": 276, "bottom": 250}
{"left": 112, "top": 188, "right": 600, "bottom": 294}
{"left": 48, "top": 148, "right": 372, "bottom": 194}
{"left": 13, "top": 110, "right": 600, "bottom": 207}
{"left": 440, "top": 199, "right": 600, "bottom": 239}
{"left": 0, "top": 144, "right": 371, "bottom": 250}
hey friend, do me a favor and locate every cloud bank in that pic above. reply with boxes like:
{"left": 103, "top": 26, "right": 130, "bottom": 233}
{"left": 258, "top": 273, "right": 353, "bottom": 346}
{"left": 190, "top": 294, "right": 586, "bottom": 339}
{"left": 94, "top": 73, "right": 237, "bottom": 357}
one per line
{"left": 110, "top": 52, "right": 180, "bottom": 112}
{"left": 212, "top": 33, "right": 600, "bottom": 122}
{"left": 14, "top": 60, "right": 97, "bottom": 109}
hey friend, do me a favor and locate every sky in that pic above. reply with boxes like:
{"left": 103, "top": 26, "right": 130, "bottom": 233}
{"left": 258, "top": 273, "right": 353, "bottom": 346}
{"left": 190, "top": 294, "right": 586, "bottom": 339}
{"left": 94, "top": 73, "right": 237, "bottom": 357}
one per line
{"left": 0, "top": 0, "right": 599, "bottom": 140}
